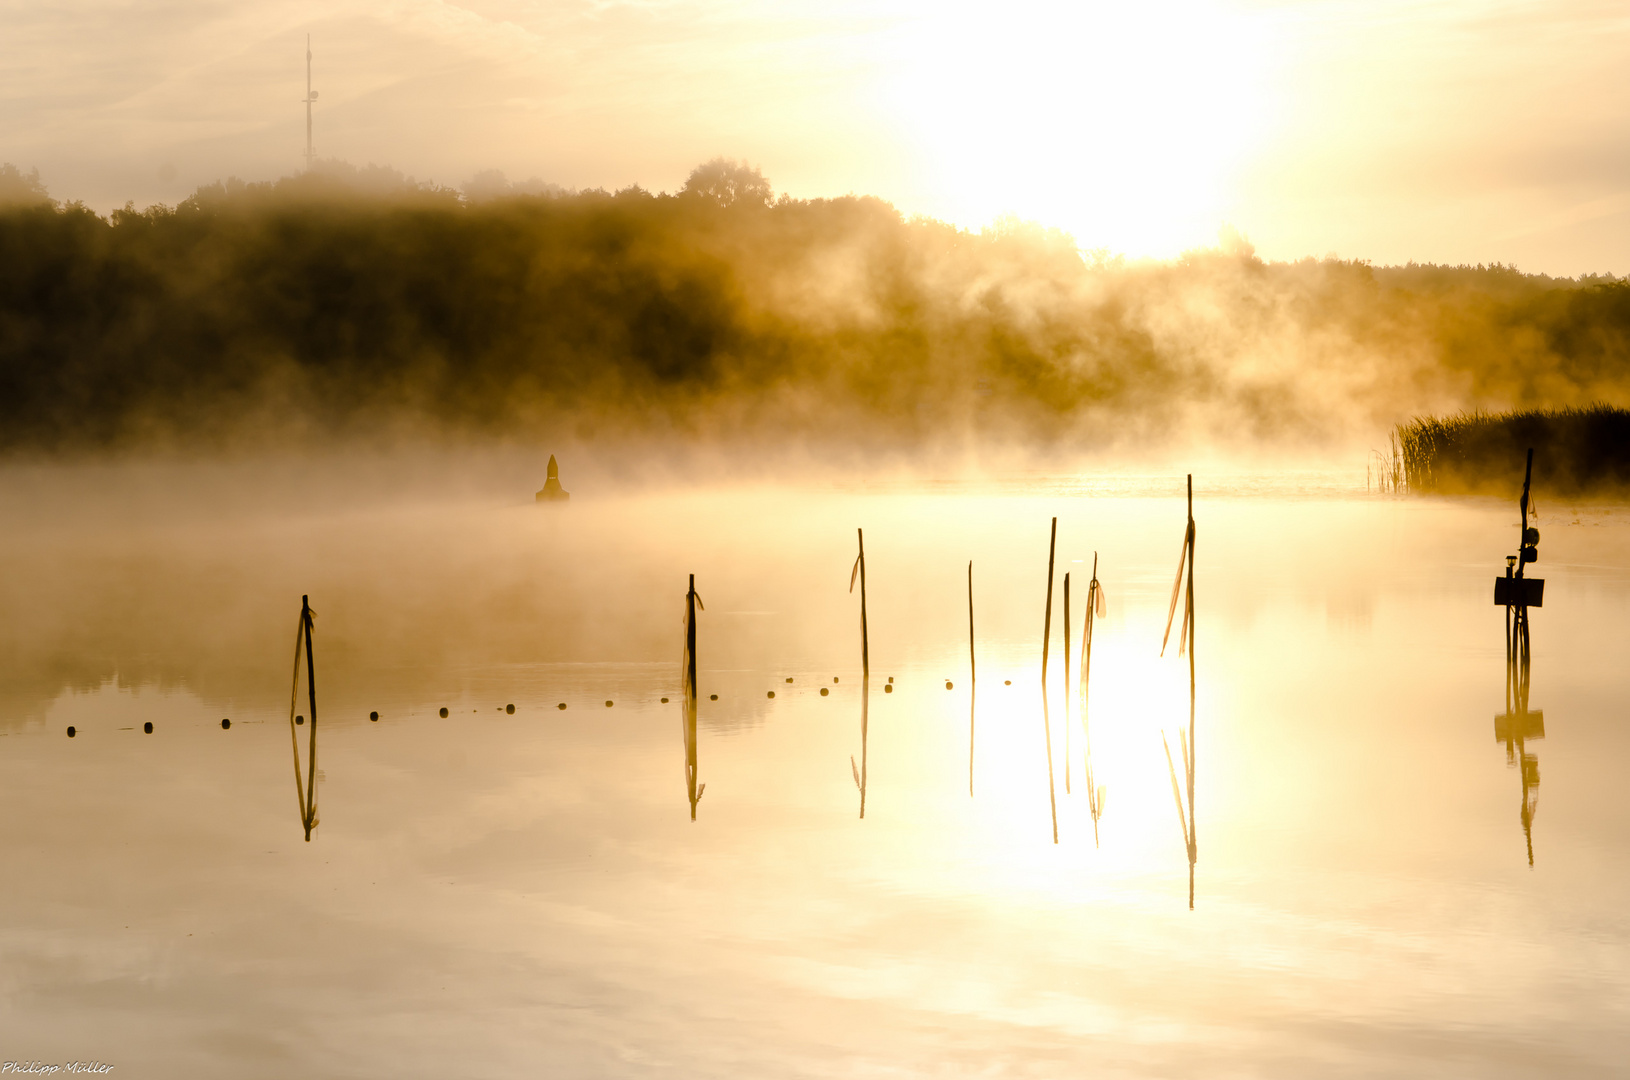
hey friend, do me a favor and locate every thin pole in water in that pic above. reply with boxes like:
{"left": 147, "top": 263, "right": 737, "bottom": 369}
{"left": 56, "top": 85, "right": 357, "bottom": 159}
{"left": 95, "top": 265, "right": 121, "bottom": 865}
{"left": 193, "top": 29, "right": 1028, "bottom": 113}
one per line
{"left": 287, "top": 610, "right": 307, "bottom": 834}
{"left": 968, "top": 560, "right": 975, "bottom": 798}
{"left": 1041, "top": 517, "right": 1059, "bottom": 844}
{"left": 856, "top": 529, "right": 869, "bottom": 679}
{"left": 684, "top": 574, "right": 704, "bottom": 820}
{"left": 852, "top": 530, "right": 870, "bottom": 819}
{"left": 301, "top": 595, "right": 318, "bottom": 842}
{"left": 687, "top": 574, "right": 698, "bottom": 694}
{"left": 1186, "top": 476, "right": 1197, "bottom": 908}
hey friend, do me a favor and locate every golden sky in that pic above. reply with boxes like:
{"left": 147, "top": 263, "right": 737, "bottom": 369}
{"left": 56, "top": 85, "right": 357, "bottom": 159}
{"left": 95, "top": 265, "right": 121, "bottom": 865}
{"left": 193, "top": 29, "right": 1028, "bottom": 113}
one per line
{"left": 3, "top": 0, "right": 1627, "bottom": 274}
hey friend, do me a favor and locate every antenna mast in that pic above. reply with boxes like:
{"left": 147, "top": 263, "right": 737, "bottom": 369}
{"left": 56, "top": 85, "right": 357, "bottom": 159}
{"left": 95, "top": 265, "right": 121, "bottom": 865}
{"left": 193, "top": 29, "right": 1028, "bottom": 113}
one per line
{"left": 303, "top": 35, "right": 318, "bottom": 170}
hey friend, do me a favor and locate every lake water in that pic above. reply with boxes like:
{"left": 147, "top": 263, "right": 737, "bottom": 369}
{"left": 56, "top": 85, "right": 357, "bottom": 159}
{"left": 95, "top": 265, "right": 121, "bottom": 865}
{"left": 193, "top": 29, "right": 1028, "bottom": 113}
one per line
{"left": 1, "top": 460, "right": 1626, "bottom": 1078}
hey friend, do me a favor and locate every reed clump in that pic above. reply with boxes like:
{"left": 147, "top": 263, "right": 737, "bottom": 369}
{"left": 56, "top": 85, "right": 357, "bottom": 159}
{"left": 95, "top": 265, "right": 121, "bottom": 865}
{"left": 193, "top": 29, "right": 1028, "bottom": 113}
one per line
{"left": 1395, "top": 404, "right": 1630, "bottom": 495}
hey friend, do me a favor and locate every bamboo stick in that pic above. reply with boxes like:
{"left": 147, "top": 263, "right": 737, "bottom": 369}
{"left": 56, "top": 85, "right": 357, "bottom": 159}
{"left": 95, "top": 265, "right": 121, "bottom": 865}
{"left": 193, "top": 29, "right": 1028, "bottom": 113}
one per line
{"left": 1041, "top": 517, "right": 1059, "bottom": 844}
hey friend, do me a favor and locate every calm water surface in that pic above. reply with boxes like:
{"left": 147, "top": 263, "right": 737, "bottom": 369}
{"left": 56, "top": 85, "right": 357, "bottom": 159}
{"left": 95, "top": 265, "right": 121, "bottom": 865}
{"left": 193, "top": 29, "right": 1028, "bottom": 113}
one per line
{"left": 1, "top": 463, "right": 1626, "bottom": 1077}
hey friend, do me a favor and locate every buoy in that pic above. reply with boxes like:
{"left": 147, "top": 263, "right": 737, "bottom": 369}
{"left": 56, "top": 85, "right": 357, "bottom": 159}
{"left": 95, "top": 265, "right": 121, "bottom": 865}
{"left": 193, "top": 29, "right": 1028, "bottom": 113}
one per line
{"left": 1004, "top": 680, "right": 1011, "bottom": 686}
{"left": 604, "top": 700, "right": 613, "bottom": 708}
{"left": 884, "top": 685, "right": 892, "bottom": 693}
{"left": 506, "top": 704, "right": 515, "bottom": 714}
{"left": 221, "top": 718, "right": 231, "bottom": 729}
{"left": 296, "top": 715, "right": 304, "bottom": 725}
{"left": 439, "top": 707, "right": 449, "bottom": 718}
{"left": 945, "top": 681, "right": 953, "bottom": 690}
{"left": 557, "top": 703, "right": 566, "bottom": 710}
{"left": 888, "top": 677, "right": 893, "bottom": 684}
{"left": 785, "top": 677, "right": 793, "bottom": 683}
{"left": 66, "top": 726, "right": 76, "bottom": 738}
{"left": 820, "top": 688, "right": 829, "bottom": 697}
{"left": 709, "top": 694, "right": 718, "bottom": 701}
{"left": 535, "top": 454, "right": 571, "bottom": 502}
{"left": 834, "top": 676, "right": 840, "bottom": 684}
{"left": 144, "top": 722, "right": 153, "bottom": 734}
{"left": 767, "top": 691, "right": 775, "bottom": 699}
{"left": 661, "top": 697, "right": 669, "bottom": 704}
{"left": 370, "top": 711, "right": 379, "bottom": 721}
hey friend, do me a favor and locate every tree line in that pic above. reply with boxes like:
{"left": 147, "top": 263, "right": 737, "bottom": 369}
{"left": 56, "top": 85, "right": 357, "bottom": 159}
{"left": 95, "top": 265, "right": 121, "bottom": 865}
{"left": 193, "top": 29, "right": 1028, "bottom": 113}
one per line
{"left": 2, "top": 159, "right": 1627, "bottom": 452}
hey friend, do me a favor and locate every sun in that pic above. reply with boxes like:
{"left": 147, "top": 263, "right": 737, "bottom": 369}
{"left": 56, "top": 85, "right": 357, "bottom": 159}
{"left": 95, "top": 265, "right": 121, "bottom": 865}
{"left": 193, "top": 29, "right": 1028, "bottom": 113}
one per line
{"left": 877, "top": 0, "right": 1278, "bottom": 256}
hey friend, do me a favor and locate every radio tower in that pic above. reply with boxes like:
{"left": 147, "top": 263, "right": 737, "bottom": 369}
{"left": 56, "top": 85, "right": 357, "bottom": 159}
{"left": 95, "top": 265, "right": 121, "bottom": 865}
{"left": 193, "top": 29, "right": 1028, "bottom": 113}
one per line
{"left": 303, "top": 34, "right": 319, "bottom": 170}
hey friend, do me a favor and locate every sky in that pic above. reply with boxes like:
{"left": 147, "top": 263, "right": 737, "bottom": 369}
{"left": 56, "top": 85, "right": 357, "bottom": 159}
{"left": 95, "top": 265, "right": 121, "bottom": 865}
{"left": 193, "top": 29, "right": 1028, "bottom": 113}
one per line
{"left": 1, "top": 0, "right": 1627, "bottom": 275}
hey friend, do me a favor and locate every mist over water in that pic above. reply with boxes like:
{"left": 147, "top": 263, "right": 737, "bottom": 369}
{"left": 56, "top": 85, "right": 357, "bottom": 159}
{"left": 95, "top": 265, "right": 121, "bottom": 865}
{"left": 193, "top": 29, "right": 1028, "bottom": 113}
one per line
{"left": 4, "top": 453, "right": 1630, "bottom": 1075}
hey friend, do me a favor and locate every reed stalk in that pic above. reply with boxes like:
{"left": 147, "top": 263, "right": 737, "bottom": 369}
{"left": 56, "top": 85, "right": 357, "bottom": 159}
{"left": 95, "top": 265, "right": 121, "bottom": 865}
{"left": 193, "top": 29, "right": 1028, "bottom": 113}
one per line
{"left": 1040, "top": 517, "right": 1059, "bottom": 844}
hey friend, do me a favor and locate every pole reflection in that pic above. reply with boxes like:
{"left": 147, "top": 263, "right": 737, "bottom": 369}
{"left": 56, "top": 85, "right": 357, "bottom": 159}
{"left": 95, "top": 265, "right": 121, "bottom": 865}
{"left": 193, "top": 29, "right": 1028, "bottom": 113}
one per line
{"left": 1160, "top": 477, "right": 1197, "bottom": 907}
{"left": 288, "top": 595, "right": 319, "bottom": 842}
{"left": 1496, "top": 640, "right": 1543, "bottom": 866}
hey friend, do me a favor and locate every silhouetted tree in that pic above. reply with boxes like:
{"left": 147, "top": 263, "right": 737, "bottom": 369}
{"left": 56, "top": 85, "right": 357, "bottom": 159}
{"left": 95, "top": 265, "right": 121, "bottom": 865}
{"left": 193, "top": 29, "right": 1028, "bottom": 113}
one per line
{"left": 681, "top": 158, "right": 772, "bottom": 208}
{"left": 0, "top": 164, "right": 52, "bottom": 206}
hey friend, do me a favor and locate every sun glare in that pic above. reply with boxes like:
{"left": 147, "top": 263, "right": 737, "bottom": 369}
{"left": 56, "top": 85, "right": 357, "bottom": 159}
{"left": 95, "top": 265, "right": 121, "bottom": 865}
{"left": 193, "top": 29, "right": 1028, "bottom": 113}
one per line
{"left": 880, "top": 0, "right": 1276, "bottom": 255}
